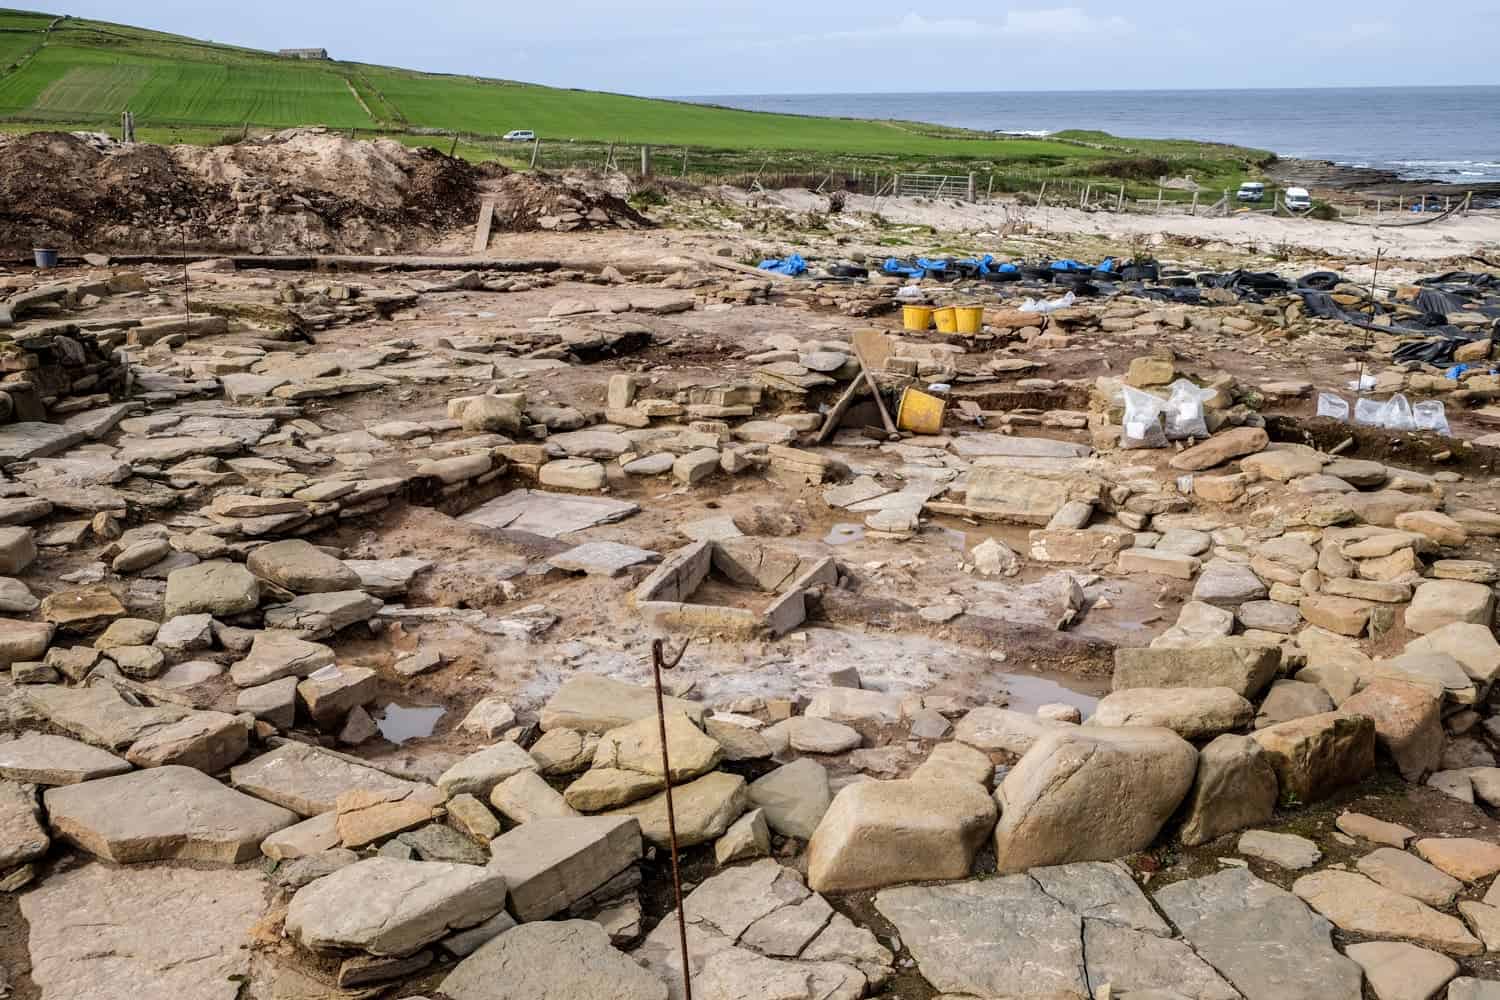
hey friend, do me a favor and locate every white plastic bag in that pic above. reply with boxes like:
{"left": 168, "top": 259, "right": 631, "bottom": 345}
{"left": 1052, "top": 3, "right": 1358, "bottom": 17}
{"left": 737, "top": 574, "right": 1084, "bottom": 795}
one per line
{"left": 1164, "top": 379, "right": 1215, "bottom": 440}
{"left": 1353, "top": 397, "right": 1383, "bottom": 426}
{"left": 1377, "top": 393, "right": 1416, "bottom": 431}
{"left": 1316, "top": 392, "right": 1349, "bottom": 420}
{"left": 1019, "top": 290, "right": 1077, "bottom": 314}
{"left": 1347, "top": 374, "right": 1377, "bottom": 392}
{"left": 1120, "top": 385, "right": 1169, "bottom": 449}
{"left": 1413, "top": 400, "right": 1450, "bottom": 435}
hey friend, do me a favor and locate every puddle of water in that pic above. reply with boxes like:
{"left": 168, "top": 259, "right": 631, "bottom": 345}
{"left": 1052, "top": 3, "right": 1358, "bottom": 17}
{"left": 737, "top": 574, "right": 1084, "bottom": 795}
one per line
{"left": 823, "top": 523, "right": 865, "bottom": 545}
{"left": 1000, "top": 672, "right": 1104, "bottom": 717}
{"left": 934, "top": 527, "right": 967, "bottom": 550}
{"left": 376, "top": 704, "right": 446, "bottom": 744}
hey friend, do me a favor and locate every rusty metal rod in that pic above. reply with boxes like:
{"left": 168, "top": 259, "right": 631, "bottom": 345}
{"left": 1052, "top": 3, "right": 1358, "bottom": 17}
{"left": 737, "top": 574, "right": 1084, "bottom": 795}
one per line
{"left": 652, "top": 637, "right": 692, "bottom": 1000}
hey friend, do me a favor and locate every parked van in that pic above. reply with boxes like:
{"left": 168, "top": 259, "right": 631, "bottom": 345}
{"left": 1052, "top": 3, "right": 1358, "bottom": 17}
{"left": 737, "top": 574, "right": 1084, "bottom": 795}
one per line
{"left": 1284, "top": 187, "right": 1313, "bottom": 211}
{"left": 503, "top": 129, "right": 536, "bottom": 142}
{"left": 1236, "top": 182, "right": 1265, "bottom": 203}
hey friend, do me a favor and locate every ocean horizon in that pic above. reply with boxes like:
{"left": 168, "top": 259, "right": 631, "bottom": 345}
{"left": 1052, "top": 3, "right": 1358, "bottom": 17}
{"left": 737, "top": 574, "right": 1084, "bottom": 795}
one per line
{"left": 677, "top": 85, "right": 1500, "bottom": 184}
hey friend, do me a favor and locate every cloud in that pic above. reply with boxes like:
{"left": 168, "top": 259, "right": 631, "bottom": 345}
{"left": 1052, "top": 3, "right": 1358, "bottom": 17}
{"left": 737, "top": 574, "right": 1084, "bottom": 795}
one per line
{"left": 820, "top": 8, "right": 1133, "bottom": 41}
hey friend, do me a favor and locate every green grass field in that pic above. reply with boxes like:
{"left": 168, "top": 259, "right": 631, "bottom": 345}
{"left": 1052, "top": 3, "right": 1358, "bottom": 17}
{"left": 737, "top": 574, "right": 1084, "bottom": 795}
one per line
{"left": 0, "top": 6, "right": 1270, "bottom": 197}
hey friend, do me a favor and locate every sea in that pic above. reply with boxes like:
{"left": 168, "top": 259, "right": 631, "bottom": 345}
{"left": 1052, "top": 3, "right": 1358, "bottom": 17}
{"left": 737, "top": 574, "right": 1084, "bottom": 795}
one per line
{"left": 680, "top": 86, "right": 1500, "bottom": 184}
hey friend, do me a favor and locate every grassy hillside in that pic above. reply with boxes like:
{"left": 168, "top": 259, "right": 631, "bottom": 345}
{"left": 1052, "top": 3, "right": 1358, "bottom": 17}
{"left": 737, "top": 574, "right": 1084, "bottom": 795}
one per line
{"left": 0, "top": 7, "right": 1269, "bottom": 196}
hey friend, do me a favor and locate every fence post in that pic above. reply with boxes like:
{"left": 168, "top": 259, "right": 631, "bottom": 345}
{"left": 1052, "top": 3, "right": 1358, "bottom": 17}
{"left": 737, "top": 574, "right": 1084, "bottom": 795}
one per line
{"left": 530, "top": 139, "right": 540, "bottom": 168}
{"left": 893, "top": 174, "right": 901, "bottom": 197}
{"left": 966, "top": 173, "right": 975, "bottom": 201}
{"left": 986, "top": 175, "right": 994, "bottom": 201}
{"left": 1156, "top": 186, "right": 1163, "bottom": 212}
{"left": 605, "top": 143, "right": 615, "bottom": 170}
{"left": 641, "top": 145, "right": 652, "bottom": 177}
{"left": 681, "top": 147, "right": 688, "bottom": 176}
{"left": 1190, "top": 190, "right": 1198, "bottom": 216}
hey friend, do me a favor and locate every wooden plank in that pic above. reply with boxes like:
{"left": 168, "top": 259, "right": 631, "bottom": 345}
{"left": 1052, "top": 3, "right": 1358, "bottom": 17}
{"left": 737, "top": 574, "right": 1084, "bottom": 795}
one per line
{"left": 471, "top": 197, "right": 496, "bottom": 254}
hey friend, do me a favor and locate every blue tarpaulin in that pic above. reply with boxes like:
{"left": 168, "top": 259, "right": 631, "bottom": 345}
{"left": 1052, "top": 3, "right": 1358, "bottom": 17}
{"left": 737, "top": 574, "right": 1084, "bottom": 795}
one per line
{"left": 1049, "top": 259, "right": 1091, "bottom": 272}
{"left": 882, "top": 257, "right": 921, "bottom": 277}
{"left": 758, "top": 254, "right": 806, "bottom": 276}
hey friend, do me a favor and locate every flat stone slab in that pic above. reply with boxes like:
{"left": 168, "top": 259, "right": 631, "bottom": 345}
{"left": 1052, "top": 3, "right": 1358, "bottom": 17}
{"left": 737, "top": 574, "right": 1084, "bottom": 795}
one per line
{"left": 876, "top": 877, "right": 1087, "bottom": 997}
{"left": 1239, "top": 829, "right": 1322, "bottom": 870}
{"left": 24, "top": 684, "right": 188, "bottom": 750}
{"left": 549, "top": 541, "right": 659, "bottom": 577}
{"left": 21, "top": 863, "right": 268, "bottom": 1000}
{"left": 286, "top": 857, "right": 509, "bottom": 958}
{"left": 949, "top": 434, "right": 1092, "bottom": 459}
{"left": 1292, "top": 870, "right": 1481, "bottom": 955}
{"left": 488, "top": 815, "right": 642, "bottom": 921}
{"left": 44, "top": 765, "right": 297, "bottom": 863}
{"left": 1154, "top": 868, "right": 1365, "bottom": 1000}
{"left": 1346, "top": 941, "right": 1459, "bottom": 1000}
{"left": 0, "top": 421, "right": 85, "bottom": 462}
{"left": 540, "top": 675, "right": 706, "bottom": 733}
{"left": 462, "top": 489, "right": 639, "bottom": 538}
{"left": 442, "top": 920, "right": 668, "bottom": 1000}
{"left": 0, "top": 733, "right": 132, "bottom": 785}
{"left": 229, "top": 742, "right": 427, "bottom": 816}
{"left": 1030, "top": 861, "right": 1172, "bottom": 936}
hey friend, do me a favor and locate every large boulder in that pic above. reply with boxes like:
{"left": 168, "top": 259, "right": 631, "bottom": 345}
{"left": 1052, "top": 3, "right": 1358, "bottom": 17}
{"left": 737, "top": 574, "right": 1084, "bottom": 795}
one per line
{"left": 1338, "top": 678, "right": 1444, "bottom": 781}
{"left": 606, "top": 771, "right": 746, "bottom": 848}
{"left": 1112, "top": 639, "right": 1280, "bottom": 699}
{"left": 1089, "top": 686, "right": 1253, "bottom": 739}
{"left": 442, "top": 920, "right": 667, "bottom": 1000}
{"left": 1405, "top": 580, "right": 1495, "bottom": 635}
{"left": 747, "top": 758, "right": 832, "bottom": 840}
{"left": 993, "top": 726, "right": 1198, "bottom": 872}
{"left": 1177, "top": 734, "right": 1279, "bottom": 847}
{"left": 246, "top": 539, "right": 360, "bottom": 594}
{"left": 806, "top": 779, "right": 997, "bottom": 893}
{"left": 1252, "top": 711, "right": 1375, "bottom": 805}
{"left": 163, "top": 561, "right": 260, "bottom": 618}
{"left": 1405, "top": 622, "right": 1500, "bottom": 686}
{"left": 286, "top": 858, "right": 508, "bottom": 957}
{"left": 591, "top": 709, "right": 721, "bottom": 782}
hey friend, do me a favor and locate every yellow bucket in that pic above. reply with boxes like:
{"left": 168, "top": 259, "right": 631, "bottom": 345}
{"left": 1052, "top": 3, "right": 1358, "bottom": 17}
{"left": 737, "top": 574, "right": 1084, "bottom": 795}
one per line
{"left": 933, "top": 306, "right": 958, "bottom": 333}
{"left": 902, "top": 305, "right": 934, "bottom": 331}
{"left": 896, "top": 387, "right": 947, "bottom": 434}
{"left": 954, "top": 306, "right": 984, "bottom": 334}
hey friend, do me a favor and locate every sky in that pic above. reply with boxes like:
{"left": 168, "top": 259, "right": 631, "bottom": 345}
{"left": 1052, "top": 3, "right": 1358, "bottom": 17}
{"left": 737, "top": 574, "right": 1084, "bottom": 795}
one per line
{"left": 60, "top": 0, "right": 1500, "bottom": 96}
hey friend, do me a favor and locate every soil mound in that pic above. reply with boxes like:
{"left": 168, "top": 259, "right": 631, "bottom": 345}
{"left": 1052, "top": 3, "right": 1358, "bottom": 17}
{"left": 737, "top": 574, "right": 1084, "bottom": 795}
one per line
{"left": 488, "top": 169, "right": 649, "bottom": 233}
{"left": 0, "top": 128, "right": 482, "bottom": 254}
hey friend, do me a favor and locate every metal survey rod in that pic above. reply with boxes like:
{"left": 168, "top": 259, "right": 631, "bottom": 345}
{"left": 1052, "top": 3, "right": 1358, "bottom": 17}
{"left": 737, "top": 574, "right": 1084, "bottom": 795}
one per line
{"left": 651, "top": 637, "right": 693, "bottom": 1000}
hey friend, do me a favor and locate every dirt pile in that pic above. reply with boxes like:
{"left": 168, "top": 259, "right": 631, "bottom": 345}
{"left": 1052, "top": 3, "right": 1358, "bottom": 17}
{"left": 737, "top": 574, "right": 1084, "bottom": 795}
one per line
{"left": 488, "top": 169, "right": 649, "bottom": 233}
{"left": 0, "top": 128, "right": 482, "bottom": 255}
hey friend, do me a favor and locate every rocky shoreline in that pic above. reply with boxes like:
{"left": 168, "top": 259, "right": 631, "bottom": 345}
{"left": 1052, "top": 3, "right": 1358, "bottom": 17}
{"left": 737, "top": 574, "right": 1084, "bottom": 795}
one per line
{"left": 1269, "top": 156, "right": 1500, "bottom": 203}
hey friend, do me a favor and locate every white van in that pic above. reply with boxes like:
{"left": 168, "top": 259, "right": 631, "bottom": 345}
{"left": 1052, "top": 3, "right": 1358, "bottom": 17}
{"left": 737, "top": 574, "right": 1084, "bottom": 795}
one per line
{"left": 1284, "top": 187, "right": 1313, "bottom": 211}
{"left": 1236, "top": 182, "right": 1265, "bottom": 203}
{"left": 503, "top": 129, "right": 536, "bottom": 142}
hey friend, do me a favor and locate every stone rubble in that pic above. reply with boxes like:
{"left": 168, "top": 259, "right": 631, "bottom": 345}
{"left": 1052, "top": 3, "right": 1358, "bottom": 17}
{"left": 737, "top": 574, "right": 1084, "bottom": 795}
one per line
{"left": 1, "top": 173, "right": 1500, "bottom": 1000}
